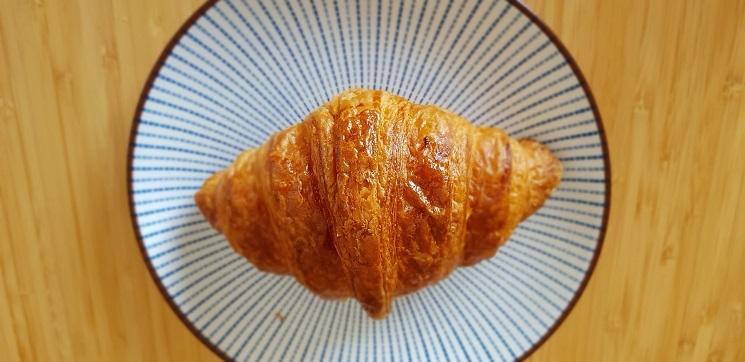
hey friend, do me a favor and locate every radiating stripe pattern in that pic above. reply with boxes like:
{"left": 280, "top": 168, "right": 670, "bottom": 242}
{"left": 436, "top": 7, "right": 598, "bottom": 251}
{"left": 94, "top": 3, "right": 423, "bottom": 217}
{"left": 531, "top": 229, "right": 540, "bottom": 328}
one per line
{"left": 130, "top": 0, "right": 608, "bottom": 360}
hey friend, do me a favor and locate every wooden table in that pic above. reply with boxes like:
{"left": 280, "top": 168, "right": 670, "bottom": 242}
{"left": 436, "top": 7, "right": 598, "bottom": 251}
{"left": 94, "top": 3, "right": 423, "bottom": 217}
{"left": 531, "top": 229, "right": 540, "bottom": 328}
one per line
{"left": 1, "top": 0, "right": 744, "bottom": 360}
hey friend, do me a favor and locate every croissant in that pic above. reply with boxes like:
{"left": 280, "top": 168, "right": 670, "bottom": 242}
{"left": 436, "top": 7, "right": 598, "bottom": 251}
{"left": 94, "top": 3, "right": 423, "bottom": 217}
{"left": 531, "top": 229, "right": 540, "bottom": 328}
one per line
{"left": 195, "top": 89, "right": 562, "bottom": 318}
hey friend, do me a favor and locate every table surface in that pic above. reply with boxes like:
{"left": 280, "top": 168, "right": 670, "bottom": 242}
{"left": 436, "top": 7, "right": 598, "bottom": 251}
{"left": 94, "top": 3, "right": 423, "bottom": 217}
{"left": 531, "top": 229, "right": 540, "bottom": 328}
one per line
{"left": 2, "top": 0, "right": 744, "bottom": 360}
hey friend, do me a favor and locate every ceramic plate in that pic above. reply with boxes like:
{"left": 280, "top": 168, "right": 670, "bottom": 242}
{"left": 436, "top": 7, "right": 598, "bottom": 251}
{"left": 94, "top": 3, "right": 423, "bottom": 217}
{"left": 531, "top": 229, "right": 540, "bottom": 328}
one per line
{"left": 128, "top": 0, "right": 610, "bottom": 360}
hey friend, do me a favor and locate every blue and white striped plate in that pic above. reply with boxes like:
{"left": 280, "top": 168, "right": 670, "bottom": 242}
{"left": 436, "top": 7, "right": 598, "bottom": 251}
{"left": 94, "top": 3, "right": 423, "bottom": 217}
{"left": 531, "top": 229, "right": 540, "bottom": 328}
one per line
{"left": 128, "top": 0, "right": 610, "bottom": 360}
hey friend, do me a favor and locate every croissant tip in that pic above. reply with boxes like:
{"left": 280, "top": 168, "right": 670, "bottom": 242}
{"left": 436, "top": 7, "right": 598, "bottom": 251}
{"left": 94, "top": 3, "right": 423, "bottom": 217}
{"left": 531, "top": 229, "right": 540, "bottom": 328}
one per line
{"left": 520, "top": 139, "right": 563, "bottom": 184}
{"left": 195, "top": 171, "right": 225, "bottom": 228}
{"left": 517, "top": 139, "right": 563, "bottom": 218}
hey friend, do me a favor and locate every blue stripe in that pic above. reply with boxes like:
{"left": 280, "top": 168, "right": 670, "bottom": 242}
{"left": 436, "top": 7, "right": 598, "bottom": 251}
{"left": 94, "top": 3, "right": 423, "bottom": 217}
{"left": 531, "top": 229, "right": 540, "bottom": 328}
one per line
{"left": 413, "top": 293, "right": 456, "bottom": 361}
{"left": 355, "top": 0, "right": 363, "bottom": 86}
{"left": 373, "top": 0, "right": 382, "bottom": 87}
{"left": 459, "top": 269, "right": 543, "bottom": 339}
{"left": 541, "top": 204, "right": 603, "bottom": 220}
{"left": 141, "top": 220, "right": 206, "bottom": 239}
{"left": 461, "top": 37, "right": 552, "bottom": 118}
{"left": 457, "top": 34, "right": 549, "bottom": 114}
{"left": 407, "top": 0, "right": 453, "bottom": 97}
{"left": 281, "top": 299, "right": 326, "bottom": 361}
{"left": 385, "top": 306, "right": 395, "bottom": 362}
{"left": 563, "top": 166, "right": 605, "bottom": 172}
{"left": 453, "top": 273, "right": 530, "bottom": 353}
{"left": 133, "top": 153, "right": 226, "bottom": 170}
{"left": 542, "top": 131, "right": 599, "bottom": 145}
{"left": 258, "top": 290, "right": 312, "bottom": 360}
{"left": 418, "top": 0, "right": 483, "bottom": 102}
{"left": 132, "top": 177, "right": 204, "bottom": 184}
{"left": 308, "top": 0, "right": 340, "bottom": 94}
{"left": 507, "top": 239, "right": 585, "bottom": 277}
{"left": 141, "top": 106, "right": 255, "bottom": 149}
{"left": 500, "top": 249, "right": 575, "bottom": 295}
{"left": 163, "top": 53, "right": 263, "bottom": 132}
{"left": 213, "top": 1, "right": 305, "bottom": 120}
{"left": 433, "top": 7, "right": 517, "bottom": 104}
{"left": 524, "top": 218, "right": 598, "bottom": 242}
{"left": 559, "top": 154, "right": 604, "bottom": 162}
{"left": 509, "top": 107, "right": 592, "bottom": 135}
{"left": 470, "top": 51, "right": 561, "bottom": 121}
{"left": 139, "top": 213, "right": 202, "bottom": 229}
{"left": 523, "top": 118, "right": 596, "bottom": 139}
{"left": 385, "top": 0, "right": 406, "bottom": 90}
{"left": 151, "top": 233, "right": 222, "bottom": 264}
{"left": 419, "top": 289, "right": 471, "bottom": 361}
{"left": 488, "top": 259, "right": 566, "bottom": 311}
{"left": 233, "top": 281, "right": 299, "bottom": 357}
{"left": 132, "top": 166, "right": 214, "bottom": 174}
{"left": 356, "top": 306, "right": 364, "bottom": 362}
{"left": 150, "top": 83, "right": 273, "bottom": 139}
{"left": 136, "top": 203, "right": 195, "bottom": 217}
{"left": 401, "top": 298, "right": 431, "bottom": 361}
{"left": 534, "top": 211, "right": 601, "bottom": 230}
{"left": 135, "top": 131, "right": 234, "bottom": 159}
{"left": 512, "top": 230, "right": 591, "bottom": 263}
{"left": 236, "top": 0, "right": 313, "bottom": 113}
{"left": 285, "top": 2, "right": 333, "bottom": 98}
{"left": 495, "top": 79, "right": 581, "bottom": 123}
{"left": 396, "top": 0, "right": 429, "bottom": 95}
{"left": 216, "top": 276, "right": 290, "bottom": 347}
{"left": 140, "top": 226, "right": 212, "bottom": 249}
{"left": 254, "top": 1, "right": 317, "bottom": 109}
{"left": 253, "top": 287, "right": 310, "bottom": 361}
{"left": 268, "top": 1, "right": 325, "bottom": 98}
{"left": 159, "top": 62, "right": 276, "bottom": 138}
{"left": 561, "top": 177, "right": 606, "bottom": 184}
{"left": 483, "top": 261, "right": 562, "bottom": 316}
{"left": 489, "top": 94, "right": 584, "bottom": 128}
{"left": 157, "top": 68, "right": 274, "bottom": 138}
{"left": 334, "top": 301, "right": 353, "bottom": 362}
{"left": 139, "top": 211, "right": 202, "bottom": 228}
{"left": 175, "top": 36, "right": 289, "bottom": 125}
{"left": 423, "top": 288, "right": 487, "bottom": 361}
{"left": 545, "top": 194, "right": 604, "bottom": 207}
{"left": 134, "top": 142, "right": 232, "bottom": 163}
{"left": 182, "top": 263, "right": 254, "bottom": 314}
{"left": 313, "top": 301, "right": 342, "bottom": 361}
{"left": 160, "top": 245, "right": 234, "bottom": 283}
{"left": 443, "top": 278, "right": 514, "bottom": 359}
{"left": 470, "top": 265, "right": 553, "bottom": 328}
{"left": 517, "top": 224, "right": 594, "bottom": 252}
{"left": 555, "top": 187, "right": 605, "bottom": 197}
{"left": 371, "top": 312, "right": 377, "bottom": 362}
{"left": 145, "top": 94, "right": 262, "bottom": 144}
{"left": 478, "top": 61, "right": 569, "bottom": 124}
{"left": 134, "top": 194, "right": 194, "bottom": 207}
{"left": 444, "top": 19, "right": 534, "bottom": 109}
{"left": 332, "top": 0, "right": 352, "bottom": 88}
{"left": 132, "top": 185, "right": 200, "bottom": 195}
{"left": 395, "top": 304, "right": 413, "bottom": 361}
{"left": 168, "top": 255, "right": 243, "bottom": 297}
{"left": 347, "top": 0, "right": 358, "bottom": 86}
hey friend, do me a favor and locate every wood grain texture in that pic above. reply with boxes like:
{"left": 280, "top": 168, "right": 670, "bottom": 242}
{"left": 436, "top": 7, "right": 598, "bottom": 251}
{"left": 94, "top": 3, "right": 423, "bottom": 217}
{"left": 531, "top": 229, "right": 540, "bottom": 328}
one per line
{"left": 1, "top": 0, "right": 743, "bottom": 360}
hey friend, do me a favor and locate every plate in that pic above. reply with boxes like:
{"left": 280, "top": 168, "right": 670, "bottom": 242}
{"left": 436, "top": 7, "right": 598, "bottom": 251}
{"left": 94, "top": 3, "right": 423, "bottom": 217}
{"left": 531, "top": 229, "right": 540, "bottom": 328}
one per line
{"left": 128, "top": 0, "right": 610, "bottom": 360}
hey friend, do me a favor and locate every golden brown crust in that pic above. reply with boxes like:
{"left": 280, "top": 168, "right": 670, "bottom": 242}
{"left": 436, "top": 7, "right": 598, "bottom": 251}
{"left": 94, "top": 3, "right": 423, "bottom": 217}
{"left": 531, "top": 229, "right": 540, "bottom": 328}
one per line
{"left": 195, "top": 88, "right": 562, "bottom": 318}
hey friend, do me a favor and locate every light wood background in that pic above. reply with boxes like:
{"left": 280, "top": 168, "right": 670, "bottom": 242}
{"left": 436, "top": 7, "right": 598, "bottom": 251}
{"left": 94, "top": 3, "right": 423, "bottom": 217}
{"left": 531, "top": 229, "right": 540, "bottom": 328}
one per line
{"left": 1, "top": 0, "right": 744, "bottom": 360}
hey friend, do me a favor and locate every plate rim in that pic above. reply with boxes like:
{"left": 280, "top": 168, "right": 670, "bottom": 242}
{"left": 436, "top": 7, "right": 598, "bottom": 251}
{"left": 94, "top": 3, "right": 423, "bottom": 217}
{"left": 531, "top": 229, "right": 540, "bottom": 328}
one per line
{"left": 126, "top": 0, "right": 612, "bottom": 360}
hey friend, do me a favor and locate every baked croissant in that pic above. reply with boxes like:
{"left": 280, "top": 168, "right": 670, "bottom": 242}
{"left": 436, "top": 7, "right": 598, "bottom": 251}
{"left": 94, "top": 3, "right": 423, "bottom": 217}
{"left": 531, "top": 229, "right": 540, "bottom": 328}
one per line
{"left": 195, "top": 89, "right": 562, "bottom": 318}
